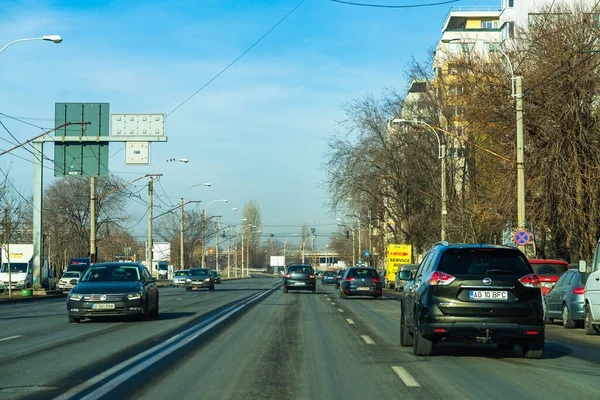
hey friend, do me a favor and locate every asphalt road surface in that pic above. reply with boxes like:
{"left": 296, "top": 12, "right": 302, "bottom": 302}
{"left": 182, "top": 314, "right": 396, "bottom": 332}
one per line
{"left": 1, "top": 276, "right": 599, "bottom": 399}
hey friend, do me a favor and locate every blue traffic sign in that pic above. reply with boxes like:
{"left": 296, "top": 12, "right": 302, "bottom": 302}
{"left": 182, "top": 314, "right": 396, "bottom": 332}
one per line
{"left": 514, "top": 230, "right": 530, "bottom": 246}
{"left": 364, "top": 249, "right": 370, "bottom": 258}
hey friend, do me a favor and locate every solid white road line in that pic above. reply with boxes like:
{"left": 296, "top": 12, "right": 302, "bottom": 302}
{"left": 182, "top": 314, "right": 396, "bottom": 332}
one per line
{"left": 337, "top": 308, "right": 345, "bottom": 313}
{"left": 345, "top": 318, "right": 355, "bottom": 325}
{"left": 392, "top": 366, "right": 421, "bottom": 387}
{"left": 176, "top": 298, "right": 183, "bottom": 301}
{"left": 361, "top": 335, "right": 375, "bottom": 344}
{"left": 0, "top": 335, "right": 22, "bottom": 342}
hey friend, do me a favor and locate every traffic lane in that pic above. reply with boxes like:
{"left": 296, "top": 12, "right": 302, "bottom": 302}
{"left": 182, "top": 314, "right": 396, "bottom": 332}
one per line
{"left": 0, "top": 279, "right": 270, "bottom": 363}
{"left": 321, "top": 285, "right": 600, "bottom": 399}
{"left": 133, "top": 285, "right": 436, "bottom": 400}
{"left": 0, "top": 277, "right": 279, "bottom": 400}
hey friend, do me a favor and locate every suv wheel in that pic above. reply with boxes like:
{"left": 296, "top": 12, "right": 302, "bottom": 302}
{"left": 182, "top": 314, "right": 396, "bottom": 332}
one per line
{"left": 412, "top": 311, "right": 433, "bottom": 357}
{"left": 584, "top": 303, "right": 599, "bottom": 335}
{"left": 562, "top": 304, "right": 576, "bottom": 329}
{"left": 522, "top": 331, "right": 544, "bottom": 359}
{"left": 400, "top": 304, "right": 413, "bottom": 347}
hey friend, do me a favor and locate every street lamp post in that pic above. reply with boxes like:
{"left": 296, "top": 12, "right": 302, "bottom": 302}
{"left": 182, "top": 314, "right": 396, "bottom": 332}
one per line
{"left": 442, "top": 37, "right": 525, "bottom": 249}
{"left": 148, "top": 158, "right": 188, "bottom": 272}
{"left": 0, "top": 35, "right": 62, "bottom": 56}
{"left": 234, "top": 219, "right": 248, "bottom": 278}
{"left": 202, "top": 199, "right": 228, "bottom": 268}
{"left": 393, "top": 119, "right": 447, "bottom": 241}
{"left": 180, "top": 183, "right": 211, "bottom": 270}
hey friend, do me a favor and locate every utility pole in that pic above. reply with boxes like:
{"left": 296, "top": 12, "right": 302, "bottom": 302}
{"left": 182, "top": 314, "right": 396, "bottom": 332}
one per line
{"left": 241, "top": 230, "right": 245, "bottom": 278}
{"left": 441, "top": 143, "right": 447, "bottom": 241}
{"left": 358, "top": 222, "right": 362, "bottom": 263}
{"left": 368, "top": 209, "right": 372, "bottom": 266}
{"left": 227, "top": 227, "right": 231, "bottom": 278}
{"left": 4, "top": 209, "right": 12, "bottom": 298}
{"left": 515, "top": 75, "right": 526, "bottom": 252}
{"left": 352, "top": 228, "right": 356, "bottom": 266}
{"left": 89, "top": 176, "right": 97, "bottom": 263}
{"left": 234, "top": 233, "right": 239, "bottom": 278}
{"left": 148, "top": 177, "right": 154, "bottom": 274}
{"left": 215, "top": 218, "right": 220, "bottom": 273}
{"left": 201, "top": 210, "right": 206, "bottom": 268}
{"left": 179, "top": 197, "right": 184, "bottom": 270}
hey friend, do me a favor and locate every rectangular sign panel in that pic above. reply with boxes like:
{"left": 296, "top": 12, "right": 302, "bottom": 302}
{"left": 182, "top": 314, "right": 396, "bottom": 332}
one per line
{"left": 387, "top": 244, "right": 412, "bottom": 269}
{"left": 270, "top": 256, "right": 285, "bottom": 267}
{"left": 111, "top": 114, "right": 165, "bottom": 138}
{"left": 54, "top": 103, "right": 110, "bottom": 177}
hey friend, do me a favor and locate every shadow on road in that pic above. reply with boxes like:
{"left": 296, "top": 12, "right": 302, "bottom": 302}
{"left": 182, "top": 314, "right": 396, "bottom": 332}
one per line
{"left": 433, "top": 342, "right": 570, "bottom": 360}
{"left": 0, "top": 313, "right": 65, "bottom": 321}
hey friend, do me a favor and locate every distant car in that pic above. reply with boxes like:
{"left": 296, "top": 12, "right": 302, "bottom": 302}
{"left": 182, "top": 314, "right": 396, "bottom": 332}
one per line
{"left": 529, "top": 259, "right": 570, "bottom": 296}
{"left": 335, "top": 269, "right": 346, "bottom": 288}
{"left": 321, "top": 271, "right": 337, "bottom": 284}
{"left": 545, "top": 269, "right": 588, "bottom": 328}
{"left": 66, "top": 262, "right": 159, "bottom": 323}
{"left": 172, "top": 270, "right": 189, "bottom": 287}
{"left": 394, "top": 264, "right": 419, "bottom": 293}
{"left": 185, "top": 268, "right": 215, "bottom": 291}
{"left": 283, "top": 264, "right": 316, "bottom": 293}
{"left": 58, "top": 271, "right": 81, "bottom": 291}
{"left": 340, "top": 267, "right": 383, "bottom": 299}
{"left": 67, "top": 258, "right": 91, "bottom": 274}
{"left": 210, "top": 270, "right": 222, "bottom": 284}
{"left": 379, "top": 270, "right": 387, "bottom": 288}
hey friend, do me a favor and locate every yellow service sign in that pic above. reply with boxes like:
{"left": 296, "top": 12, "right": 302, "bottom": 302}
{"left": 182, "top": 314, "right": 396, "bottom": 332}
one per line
{"left": 387, "top": 244, "right": 412, "bottom": 267}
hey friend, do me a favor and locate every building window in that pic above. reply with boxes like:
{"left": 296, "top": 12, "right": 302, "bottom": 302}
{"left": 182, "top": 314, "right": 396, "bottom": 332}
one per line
{"left": 501, "top": 22, "right": 514, "bottom": 41}
{"left": 448, "top": 85, "right": 464, "bottom": 95}
{"left": 481, "top": 20, "right": 499, "bottom": 30}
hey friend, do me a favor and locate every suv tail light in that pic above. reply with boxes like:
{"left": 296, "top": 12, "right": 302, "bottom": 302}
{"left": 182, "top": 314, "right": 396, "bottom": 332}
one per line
{"left": 345, "top": 277, "right": 355, "bottom": 281}
{"left": 309, "top": 274, "right": 315, "bottom": 279}
{"left": 428, "top": 271, "right": 455, "bottom": 286}
{"left": 285, "top": 274, "right": 290, "bottom": 278}
{"left": 519, "top": 274, "right": 540, "bottom": 288}
{"left": 572, "top": 287, "right": 585, "bottom": 295}
{"left": 371, "top": 277, "right": 381, "bottom": 283}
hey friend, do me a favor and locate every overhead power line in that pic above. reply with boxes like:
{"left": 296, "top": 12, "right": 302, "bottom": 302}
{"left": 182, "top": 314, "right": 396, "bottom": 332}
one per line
{"left": 167, "top": 0, "right": 307, "bottom": 116}
{"left": 329, "top": 0, "right": 459, "bottom": 8}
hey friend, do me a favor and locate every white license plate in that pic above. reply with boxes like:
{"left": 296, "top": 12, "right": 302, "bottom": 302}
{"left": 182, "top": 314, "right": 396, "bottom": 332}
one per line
{"left": 92, "top": 303, "right": 115, "bottom": 310}
{"left": 357, "top": 287, "right": 371, "bottom": 291}
{"left": 294, "top": 282, "right": 306, "bottom": 286}
{"left": 469, "top": 291, "right": 508, "bottom": 301}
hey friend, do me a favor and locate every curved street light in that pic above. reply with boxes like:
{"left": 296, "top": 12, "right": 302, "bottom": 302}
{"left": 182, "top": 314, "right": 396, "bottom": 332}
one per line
{"left": 0, "top": 35, "right": 63, "bottom": 56}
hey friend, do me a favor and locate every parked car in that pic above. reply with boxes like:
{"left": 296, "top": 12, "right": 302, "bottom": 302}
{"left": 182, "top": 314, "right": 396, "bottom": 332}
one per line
{"left": 58, "top": 271, "right": 81, "bottom": 291}
{"left": 185, "top": 268, "right": 215, "bottom": 291}
{"left": 321, "top": 271, "right": 337, "bottom": 284}
{"left": 210, "top": 270, "right": 222, "bottom": 284}
{"left": 529, "top": 259, "right": 570, "bottom": 296}
{"left": 340, "top": 267, "right": 383, "bottom": 299}
{"left": 545, "top": 269, "right": 588, "bottom": 328}
{"left": 379, "top": 269, "right": 388, "bottom": 288}
{"left": 394, "top": 264, "right": 419, "bottom": 293}
{"left": 399, "top": 243, "right": 544, "bottom": 358}
{"left": 335, "top": 269, "right": 346, "bottom": 288}
{"left": 172, "top": 270, "right": 189, "bottom": 287}
{"left": 66, "top": 262, "right": 159, "bottom": 323}
{"left": 283, "top": 264, "right": 316, "bottom": 293}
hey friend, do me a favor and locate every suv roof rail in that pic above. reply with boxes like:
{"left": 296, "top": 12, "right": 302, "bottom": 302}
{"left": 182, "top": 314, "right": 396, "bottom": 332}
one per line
{"left": 433, "top": 241, "right": 449, "bottom": 247}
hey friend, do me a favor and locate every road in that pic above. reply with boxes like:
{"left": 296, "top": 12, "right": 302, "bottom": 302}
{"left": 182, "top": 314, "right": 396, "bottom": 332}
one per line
{"left": 0, "top": 276, "right": 599, "bottom": 399}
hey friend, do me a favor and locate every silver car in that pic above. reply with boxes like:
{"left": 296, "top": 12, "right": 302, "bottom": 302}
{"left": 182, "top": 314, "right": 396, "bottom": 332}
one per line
{"left": 185, "top": 268, "right": 215, "bottom": 291}
{"left": 545, "top": 269, "right": 588, "bottom": 328}
{"left": 394, "top": 264, "right": 419, "bottom": 293}
{"left": 172, "top": 270, "right": 189, "bottom": 287}
{"left": 58, "top": 271, "right": 81, "bottom": 291}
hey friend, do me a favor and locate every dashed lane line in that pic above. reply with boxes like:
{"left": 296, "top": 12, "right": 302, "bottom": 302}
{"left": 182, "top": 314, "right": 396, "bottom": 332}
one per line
{"left": 345, "top": 318, "right": 355, "bottom": 324}
{"left": 392, "top": 366, "right": 421, "bottom": 387}
{"left": 0, "top": 335, "right": 22, "bottom": 342}
{"left": 361, "top": 335, "right": 375, "bottom": 344}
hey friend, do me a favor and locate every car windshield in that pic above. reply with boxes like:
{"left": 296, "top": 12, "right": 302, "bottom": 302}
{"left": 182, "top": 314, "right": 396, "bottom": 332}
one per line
{"left": 288, "top": 266, "right": 313, "bottom": 273}
{"left": 189, "top": 269, "right": 211, "bottom": 276}
{"left": 0, "top": 263, "right": 28, "bottom": 273}
{"left": 81, "top": 265, "right": 141, "bottom": 282}
{"left": 62, "top": 272, "right": 79, "bottom": 279}
{"left": 347, "top": 268, "right": 378, "bottom": 278}
{"left": 530, "top": 263, "right": 569, "bottom": 276}
{"left": 174, "top": 271, "right": 188, "bottom": 277}
{"left": 439, "top": 248, "right": 531, "bottom": 276}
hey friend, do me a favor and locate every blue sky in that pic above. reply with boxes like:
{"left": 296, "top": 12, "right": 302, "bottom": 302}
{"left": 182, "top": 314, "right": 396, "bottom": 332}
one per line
{"left": 0, "top": 0, "right": 491, "bottom": 247}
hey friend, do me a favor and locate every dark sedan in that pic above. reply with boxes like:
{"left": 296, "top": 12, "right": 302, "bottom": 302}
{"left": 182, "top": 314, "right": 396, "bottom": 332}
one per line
{"left": 321, "top": 271, "right": 337, "bottom": 284}
{"left": 284, "top": 264, "right": 316, "bottom": 293}
{"left": 340, "top": 267, "right": 383, "bottom": 299}
{"left": 66, "top": 262, "right": 159, "bottom": 323}
{"left": 210, "top": 270, "right": 222, "bottom": 284}
{"left": 185, "top": 268, "right": 215, "bottom": 291}
{"left": 335, "top": 269, "right": 346, "bottom": 288}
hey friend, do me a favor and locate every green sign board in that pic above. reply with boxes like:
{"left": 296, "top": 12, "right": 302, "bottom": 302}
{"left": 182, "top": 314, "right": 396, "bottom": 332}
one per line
{"left": 54, "top": 103, "right": 110, "bottom": 177}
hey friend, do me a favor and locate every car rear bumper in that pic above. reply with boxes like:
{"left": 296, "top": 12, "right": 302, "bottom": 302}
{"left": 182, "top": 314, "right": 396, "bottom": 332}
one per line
{"left": 418, "top": 322, "right": 544, "bottom": 342}
{"left": 342, "top": 287, "right": 382, "bottom": 297}
{"left": 284, "top": 279, "right": 315, "bottom": 290}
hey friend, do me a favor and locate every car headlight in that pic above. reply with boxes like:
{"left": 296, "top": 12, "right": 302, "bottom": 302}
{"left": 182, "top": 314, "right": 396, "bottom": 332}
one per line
{"left": 69, "top": 293, "right": 83, "bottom": 301}
{"left": 18, "top": 280, "right": 25, "bottom": 284}
{"left": 204, "top": 278, "right": 212, "bottom": 282}
{"left": 186, "top": 278, "right": 191, "bottom": 282}
{"left": 127, "top": 292, "right": 142, "bottom": 300}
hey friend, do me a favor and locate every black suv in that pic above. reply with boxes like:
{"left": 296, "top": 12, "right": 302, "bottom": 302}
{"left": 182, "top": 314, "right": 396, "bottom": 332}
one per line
{"left": 399, "top": 243, "right": 544, "bottom": 358}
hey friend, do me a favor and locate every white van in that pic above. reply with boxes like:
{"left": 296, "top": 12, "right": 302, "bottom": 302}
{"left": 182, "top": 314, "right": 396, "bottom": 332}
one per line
{"left": 583, "top": 241, "right": 600, "bottom": 334}
{"left": 0, "top": 244, "right": 54, "bottom": 290}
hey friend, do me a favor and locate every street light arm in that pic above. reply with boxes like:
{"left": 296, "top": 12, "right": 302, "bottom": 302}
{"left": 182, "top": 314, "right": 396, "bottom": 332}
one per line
{"left": 0, "top": 36, "right": 62, "bottom": 55}
{"left": 184, "top": 183, "right": 211, "bottom": 198}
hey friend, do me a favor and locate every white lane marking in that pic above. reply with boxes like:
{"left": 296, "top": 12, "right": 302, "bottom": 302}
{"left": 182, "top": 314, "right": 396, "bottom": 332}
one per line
{"left": 331, "top": 302, "right": 336, "bottom": 305}
{"left": 361, "top": 335, "right": 375, "bottom": 344}
{"left": 57, "top": 287, "right": 276, "bottom": 400}
{"left": 176, "top": 298, "right": 183, "bottom": 301}
{"left": 337, "top": 308, "right": 344, "bottom": 313}
{"left": 345, "top": 318, "right": 355, "bottom": 325}
{"left": 0, "top": 335, "right": 22, "bottom": 342}
{"left": 325, "top": 298, "right": 330, "bottom": 301}
{"left": 392, "top": 366, "right": 421, "bottom": 387}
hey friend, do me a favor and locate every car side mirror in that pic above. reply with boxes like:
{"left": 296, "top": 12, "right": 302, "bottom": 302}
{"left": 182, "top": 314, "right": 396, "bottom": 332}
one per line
{"left": 579, "top": 260, "right": 587, "bottom": 273}
{"left": 147, "top": 277, "right": 156, "bottom": 283}
{"left": 399, "top": 270, "right": 412, "bottom": 281}
{"left": 69, "top": 279, "right": 78, "bottom": 285}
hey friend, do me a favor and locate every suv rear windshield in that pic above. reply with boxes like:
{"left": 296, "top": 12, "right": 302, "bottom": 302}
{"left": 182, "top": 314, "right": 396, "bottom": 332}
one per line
{"left": 438, "top": 248, "right": 531, "bottom": 276}
{"left": 288, "top": 265, "right": 313, "bottom": 273}
{"left": 530, "top": 263, "right": 569, "bottom": 276}
{"left": 323, "top": 271, "right": 336, "bottom": 276}
{"left": 347, "top": 268, "right": 378, "bottom": 278}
